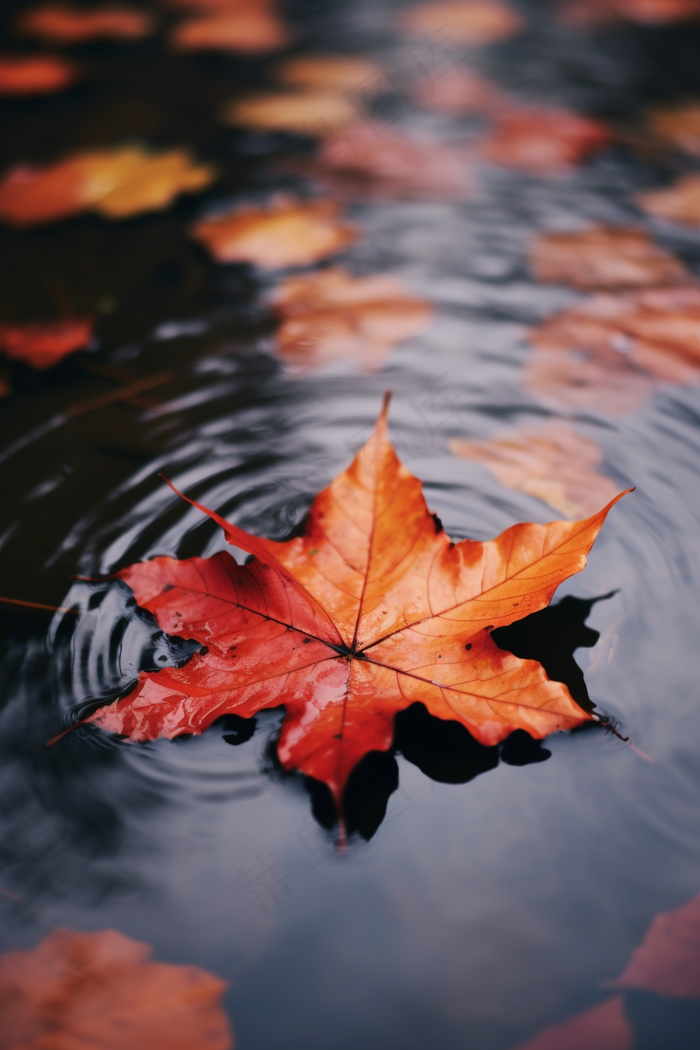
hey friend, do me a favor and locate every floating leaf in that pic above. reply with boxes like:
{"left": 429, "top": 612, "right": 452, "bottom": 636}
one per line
{"left": 271, "top": 266, "right": 432, "bottom": 369}
{"left": 170, "top": 6, "right": 291, "bottom": 54}
{"left": 450, "top": 421, "right": 618, "bottom": 518}
{"left": 85, "top": 397, "right": 626, "bottom": 812}
{"left": 560, "top": 0, "right": 700, "bottom": 27}
{"left": 223, "top": 90, "right": 359, "bottom": 134}
{"left": 637, "top": 173, "right": 700, "bottom": 227}
{"left": 529, "top": 226, "right": 690, "bottom": 290}
{"left": 191, "top": 198, "right": 358, "bottom": 268}
{"left": 512, "top": 995, "right": 632, "bottom": 1049}
{"left": 0, "top": 54, "right": 77, "bottom": 95}
{"left": 274, "top": 54, "right": 385, "bottom": 93}
{"left": 480, "top": 106, "right": 610, "bottom": 174}
{"left": 646, "top": 101, "right": 700, "bottom": 157}
{"left": 398, "top": 1, "right": 523, "bottom": 45}
{"left": 527, "top": 286, "right": 700, "bottom": 414}
{"left": 0, "top": 927, "right": 233, "bottom": 1050}
{"left": 0, "top": 318, "right": 93, "bottom": 369}
{"left": 17, "top": 4, "right": 154, "bottom": 42}
{"left": 0, "top": 147, "right": 215, "bottom": 227}
{"left": 298, "top": 123, "right": 473, "bottom": 200}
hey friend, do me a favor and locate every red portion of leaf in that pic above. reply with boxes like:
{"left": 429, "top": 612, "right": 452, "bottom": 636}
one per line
{"left": 399, "top": 1, "right": 524, "bottom": 44}
{"left": 560, "top": 0, "right": 700, "bottom": 26}
{"left": 511, "top": 995, "right": 632, "bottom": 1050}
{"left": 0, "top": 318, "right": 93, "bottom": 369}
{"left": 0, "top": 54, "right": 77, "bottom": 95}
{"left": 0, "top": 926, "right": 233, "bottom": 1049}
{"left": 17, "top": 4, "right": 154, "bottom": 43}
{"left": 612, "top": 892, "right": 700, "bottom": 998}
{"left": 637, "top": 174, "right": 700, "bottom": 227}
{"left": 88, "top": 400, "right": 627, "bottom": 805}
{"left": 480, "top": 107, "right": 610, "bottom": 174}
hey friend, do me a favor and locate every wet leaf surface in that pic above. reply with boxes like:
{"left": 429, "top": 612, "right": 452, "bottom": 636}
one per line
{"left": 398, "top": 0, "right": 523, "bottom": 45}
{"left": 85, "top": 399, "right": 625, "bottom": 814}
{"left": 480, "top": 106, "right": 610, "bottom": 174}
{"left": 169, "top": 3, "right": 291, "bottom": 54}
{"left": 529, "top": 227, "right": 690, "bottom": 290}
{"left": 0, "top": 317, "right": 93, "bottom": 369}
{"left": 223, "top": 89, "right": 359, "bottom": 134}
{"left": 191, "top": 197, "right": 358, "bottom": 268}
{"left": 0, "top": 147, "right": 215, "bottom": 226}
{"left": 410, "top": 67, "right": 503, "bottom": 115}
{"left": 0, "top": 926, "right": 233, "bottom": 1049}
{"left": 449, "top": 421, "right": 618, "bottom": 518}
{"left": 637, "top": 173, "right": 700, "bottom": 227}
{"left": 560, "top": 0, "right": 700, "bottom": 26}
{"left": 273, "top": 54, "right": 385, "bottom": 93}
{"left": 271, "top": 266, "right": 432, "bottom": 370}
{"left": 646, "top": 101, "right": 700, "bottom": 157}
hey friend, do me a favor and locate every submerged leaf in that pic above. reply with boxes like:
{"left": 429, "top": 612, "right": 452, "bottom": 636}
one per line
{"left": 271, "top": 266, "right": 432, "bottom": 369}
{"left": 17, "top": 4, "right": 154, "bottom": 42}
{"left": 646, "top": 101, "right": 700, "bottom": 157}
{"left": 611, "top": 892, "right": 700, "bottom": 998}
{"left": 527, "top": 286, "right": 700, "bottom": 413}
{"left": 480, "top": 106, "right": 610, "bottom": 173}
{"left": 191, "top": 198, "right": 358, "bottom": 268}
{"left": 399, "top": 1, "right": 523, "bottom": 44}
{"left": 637, "top": 173, "right": 700, "bottom": 227}
{"left": 0, "top": 318, "right": 93, "bottom": 369}
{"left": 450, "top": 421, "right": 618, "bottom": 518}
{"left": 86, "top": 398, "right": 626, "bottom": 808}
{"left": 529, "top": 226, "right": 690, "bottom": 290}
{"left": 274, "top": 54, "right": 385, "bottom": 93}
{"left": 223, "top": 90, "right": 359, "bottom": 134}
{"left": 299, "top": 122, "right": 473, "bottom": 200}
{"left": 0, "top": 54, "right": 77, "bottom": 95}
{"left": 0, "top": 147, "right": 215, "bottom": 226}
{"left": 0, "top": 927, "right": 233, "bottom": 1050}
{"left": 411, "top": 67, "right": 503, "bottom": 115}
{"left": 512, "top": 995, "right": 632, "bottom": 1049}
{"left": 560, "top": 0, "right": 700, "bottom": 26}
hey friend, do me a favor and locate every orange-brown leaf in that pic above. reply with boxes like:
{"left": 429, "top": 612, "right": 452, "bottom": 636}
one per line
{"left": 274, "top": 54, "right": 385, "bottom": 93}
{"left": 191, "top": 198, "right": 358, "bottom": 268}
{"left": 529, "top": 226, "right": 690, "bottom": 290}
{"left": 637, "top": 173, "right": 700, "bottom": 227}
{"left": 223, "top": 90, "right": 359, "bottom": 134}
{"left": 399, "top": 1, "right": 524, "bottom": 44}
{"left": 302, "top": 122, "right": 473, "bottom": 200}
{"left": 0, "top": 318, "right": 93, "bottom": 369}
{"left": 87, "top": 399, "right": 626, "bottom": 805}
{"left": 0, "top": 147, "right": 215, "bottom": 227}
{"left": 450, "top": 421, "right": 618, "bottom": 518}
{"left": 560, "top": 0, "right": 700, "bottom": 26}
{"left": 0, "top": 54, "right": 77, "bottom": 95}
{"left": 480, "top": 106, "right": 610, "bottom": 174}
{"left": 17, "top": 4, "right": 154, "bottom": 42}
{"left": 271, "top": 266, "right": 432, "bottom": 370}
{"left": 646, "top": 101, "right": 700, "bottom": 157}
{"left": 0, "top": 927, "right": 233, "bottom": 1050}
{"left": 527, "top": 286, "right": 700, "bottom": 413}
{"left": 411, "top": 67, "right": 503, "bottom": 115}
{"left": 170, "top": 8, "right": 291, "bottom": 53}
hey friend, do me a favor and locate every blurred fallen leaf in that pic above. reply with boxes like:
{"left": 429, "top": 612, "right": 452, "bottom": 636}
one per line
{"left": 0, "top": 147, "right": 215, "bottom": 226}
{"left": 191, "top": 198, "right": 358, "bottom": 268}
{"left": 0, "top": 926, "right": 233, "bottom": 1050}
{"left": 274, "top": 54, "right": 385, "bottom": 93}
{"left": 411, "top": 67, "right": 503, "bottom": 115}
{"left": 223, "top": 90, "right": 359, "bottom": 134}
{"left": 297, "top": 122, "right": 473, "bottom": 200}
{"left": 0, "top": 54, "right": 77, "bottom": 94}
{"left": 398, "top": 1, "right": 523, "bottom": 44}
{"left": 170, "top": 4, "right": 291, "bottom": 53}
{"left": 480, "top": 106, "right": 610, "bottom": 174}
{"left": 527, "top": 286, "right": 700, "bottom": 413}
{"left": 17, "top": 4, "right": 154, "bottom": 42}
{"left": 271, "top": 266, "right": 432, "bottom": 369}
{"left": 637, "top": 173, "right": 700, "bottom": 227}
{"left": 646, "top": 101, "right": 700, "bottom": 156}
{"left": 511, "top": 995, "right": 632, "bottom": 1049}
{"left": 529, "top": 226, "right": 690, "bottom": 290}
{"left": 450, "top": 421, "right": 618, "bottom": 518}
{"left": 0, "top": 318, "right": 93, "bottom": 369}
{"left": 560, "top": 0, "right": 700, "bottom": 26}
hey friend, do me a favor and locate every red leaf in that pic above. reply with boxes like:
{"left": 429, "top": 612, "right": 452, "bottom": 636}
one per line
{"left": 560, "top": 0, "right": 700, "bottom": 27}
{"left": 86, "top": 398, "right": 627, "bottom": 808}
{"left": 480, "top": 106, "right": 610, "bottom": 174}
{"left": 0, "top": 318, "right": 93, "bottom": 369}
{"left": 398, "top": 1, "right": 524, "bottom": 45}
{"left": 17, "top": 4, "right": 155, "bottom": 43}
{"left": 611, "top": 892, "right": 700, "bottom": 998}
{"left": 0, "top": 54, "right": 77, "bottom": 95}
{"left": 511, "top": 995, "right": 632, "bottom": 1050}
{"left": 0, "top": 927, "right": 233, "bottom": 1049}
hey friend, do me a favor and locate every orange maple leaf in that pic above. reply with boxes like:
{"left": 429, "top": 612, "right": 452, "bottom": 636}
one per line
{"left": 86, "top": 397, "right": 628, "bottom": 812}
{"left": 17, "top": 4, "right": 154, "bottom": 43}
{"left": 0, "top": 54, "right": 77, "bottom": 95}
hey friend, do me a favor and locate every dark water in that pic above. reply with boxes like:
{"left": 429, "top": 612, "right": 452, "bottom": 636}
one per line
{"left": 2, "top": 1, "right": 700, "bottom": 1047}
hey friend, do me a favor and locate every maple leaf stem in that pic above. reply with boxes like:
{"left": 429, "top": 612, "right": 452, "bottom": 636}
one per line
{"left": 0, "top": 595, "right": 80, "bottom": 614}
